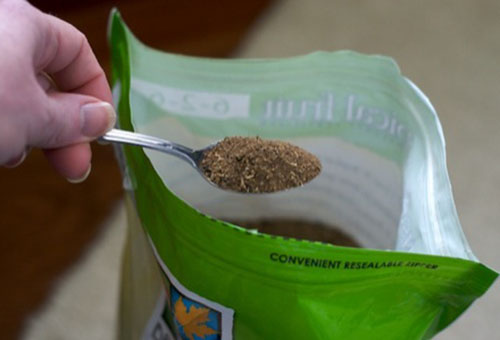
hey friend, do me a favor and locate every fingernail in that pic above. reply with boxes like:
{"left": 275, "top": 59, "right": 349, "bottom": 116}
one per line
{"left": 67, "top": 164, "right": 92, "bottom": 184}
{"left": 80, "top": 102, "right": 116, "bottom": 137}
{"left": 4, "top": 150, "right": 27, "bottom": 168}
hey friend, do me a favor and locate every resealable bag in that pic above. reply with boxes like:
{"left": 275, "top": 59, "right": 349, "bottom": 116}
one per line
{"left": 109, "top": 10, "right": 497, "bottom": 340}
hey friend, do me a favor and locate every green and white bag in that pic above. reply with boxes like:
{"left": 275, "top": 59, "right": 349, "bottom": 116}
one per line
{"left": 109, "top": 10, "right": 497, "bottom": 340}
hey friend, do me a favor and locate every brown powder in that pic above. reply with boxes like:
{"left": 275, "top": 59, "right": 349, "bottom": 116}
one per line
{"left": 201, "top": 136, "right": 321, "bottom": 193}
{"left": 230, "top": 219, "right": 359, "bottom": 247}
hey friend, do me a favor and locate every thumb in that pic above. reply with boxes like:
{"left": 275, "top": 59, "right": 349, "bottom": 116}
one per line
{"left": 31, "top": 92, "right": 116, "bottom": 149}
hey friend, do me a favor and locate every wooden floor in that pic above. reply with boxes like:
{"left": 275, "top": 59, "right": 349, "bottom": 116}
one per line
{"left": 0, "top": 1, "right": 272, "bottom": 338}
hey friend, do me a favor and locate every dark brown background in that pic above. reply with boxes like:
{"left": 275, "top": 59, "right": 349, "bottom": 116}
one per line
{"left": 0, "top": 1, "right": 272, "bottom": 338}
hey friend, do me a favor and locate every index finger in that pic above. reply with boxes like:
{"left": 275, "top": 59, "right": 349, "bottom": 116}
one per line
{"left": 41, "top": 14, "right": 112, "bottom": 103}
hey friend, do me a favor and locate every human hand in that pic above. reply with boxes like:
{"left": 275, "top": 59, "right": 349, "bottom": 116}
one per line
{"left": 0, "top": 0, "right": 116, "bottom": 182}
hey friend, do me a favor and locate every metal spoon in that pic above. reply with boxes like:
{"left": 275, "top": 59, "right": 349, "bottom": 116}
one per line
{"left": 100, "top": 128, "right": 321, "bottom": 193}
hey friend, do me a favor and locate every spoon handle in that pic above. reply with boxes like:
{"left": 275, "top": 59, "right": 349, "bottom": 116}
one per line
{"left": 99, "top": 129, "right": 197, "bottom": 167}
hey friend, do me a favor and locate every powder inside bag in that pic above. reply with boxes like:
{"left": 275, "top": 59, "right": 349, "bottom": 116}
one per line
{"left": 201, "top": 136, "right": 321, "bottom": 193}
{"left": 232, "top": 219, "right": 359, "bottom": 247}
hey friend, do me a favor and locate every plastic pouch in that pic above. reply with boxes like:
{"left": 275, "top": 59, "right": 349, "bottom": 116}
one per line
{"left": 109, "top": 10, "right": 497, "bottom": 340}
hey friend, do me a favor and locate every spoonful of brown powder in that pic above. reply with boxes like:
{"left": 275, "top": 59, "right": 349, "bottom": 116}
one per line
{"left": 200, "top": 136, "right": 321, "bottom": 193}
{"left": 100, "top": 129, "right": 321, "bottom": 194}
